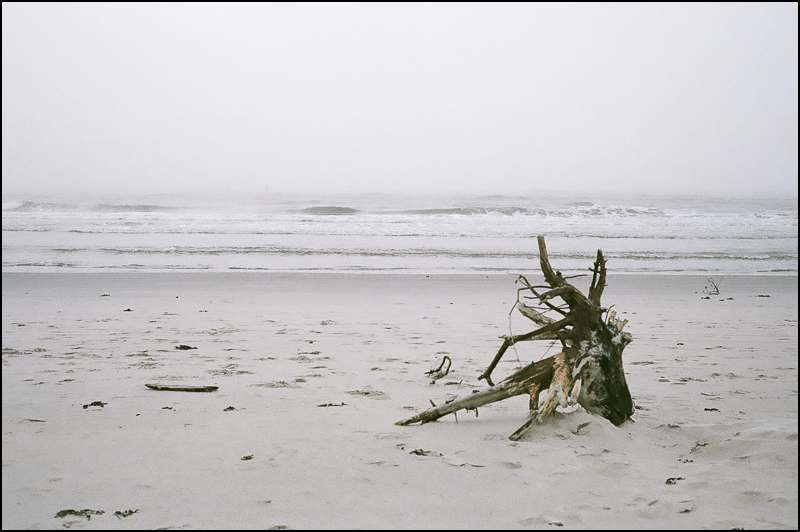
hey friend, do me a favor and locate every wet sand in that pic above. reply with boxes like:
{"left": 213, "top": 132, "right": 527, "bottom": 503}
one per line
{"left": 2, "top": 273, "right": 797, "bottom": 529}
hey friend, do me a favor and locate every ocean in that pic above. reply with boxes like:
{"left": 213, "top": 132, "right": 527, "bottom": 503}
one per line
{"left": 2, "top": 193, "right": 797, "bottom": 275}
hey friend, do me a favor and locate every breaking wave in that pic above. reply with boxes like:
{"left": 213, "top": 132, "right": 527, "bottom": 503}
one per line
{"left": 5, "top": 201, "right": 76, "bottom": 212}
{"left": 91, "top": 204, "right": 178, "bottom": 212}
{"left": 50, "top": 246, "right": 797, "bottom": 262}
{"left": 300, "top": 206, "right": 360, "bottom": 215}
{"left": 3, "top": 201, "right": 177, "bottom": 213}
{"left": 390, "top": 205, "right": 667, "bottom": 217}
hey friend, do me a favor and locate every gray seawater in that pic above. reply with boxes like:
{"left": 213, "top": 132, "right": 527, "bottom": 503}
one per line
{"left": 2, "top": 193, "right": 797, "bottom": 274}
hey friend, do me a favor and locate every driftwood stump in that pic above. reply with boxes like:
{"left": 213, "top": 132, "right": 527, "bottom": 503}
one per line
{"left": 396, "top": 235, "right": 634, "bottom": 440}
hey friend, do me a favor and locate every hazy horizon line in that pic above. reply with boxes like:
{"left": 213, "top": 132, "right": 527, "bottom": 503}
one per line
{"left": 2, "top": 187, "right": 797, "bottom": 203}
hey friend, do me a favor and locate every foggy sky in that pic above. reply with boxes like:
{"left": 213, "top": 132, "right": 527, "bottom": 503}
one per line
{"left": 2, "top": 2, "right": 798, "bottom": 198}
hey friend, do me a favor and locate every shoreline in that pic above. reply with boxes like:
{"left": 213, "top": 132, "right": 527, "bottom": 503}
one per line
{"left": 3, "top": 270, "right": 798, "bottom": 277}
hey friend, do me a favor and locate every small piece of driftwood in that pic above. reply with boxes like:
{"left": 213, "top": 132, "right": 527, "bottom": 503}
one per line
{"left": 145, "top": 384, "right": 218, "bottom": 392}
{"left": 425, "top": 355, "right": 452, "bottom": 382}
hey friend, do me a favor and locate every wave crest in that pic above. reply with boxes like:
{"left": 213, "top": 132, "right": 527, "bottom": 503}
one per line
{"left": 300, "top": 206, "right": 360, "bottom": 215}
{"left": 5, "top": 201, "right": 75, "bottom": 212}
{"left": 92, "top": 204, "right": 177, "bottom": 212}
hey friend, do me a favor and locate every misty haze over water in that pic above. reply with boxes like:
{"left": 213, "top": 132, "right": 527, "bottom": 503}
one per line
{"left": 2, "top": 3, "right": 798, "bottom": 199}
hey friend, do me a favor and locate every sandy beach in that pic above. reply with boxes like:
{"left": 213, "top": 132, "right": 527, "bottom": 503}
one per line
{"left": 1, "top": 272, "right": 797, "bottom": 529}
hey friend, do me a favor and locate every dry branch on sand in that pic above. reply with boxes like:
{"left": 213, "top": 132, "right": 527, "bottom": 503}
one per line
{"left": 703, "top": 277, "right": 722, "bottom": 296}
{"left": 396, "top": 235, "right": 634, "bottom": 440}
{"left": 145, "top": 384, "right": 218, "bottom": 392}
{"left": 425, "top": 355, "right": 452, "bottom": 383}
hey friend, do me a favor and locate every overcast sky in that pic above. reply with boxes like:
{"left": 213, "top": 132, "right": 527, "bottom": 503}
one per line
{"left": 2, "top": 2, "right": 797, "bottom": 198}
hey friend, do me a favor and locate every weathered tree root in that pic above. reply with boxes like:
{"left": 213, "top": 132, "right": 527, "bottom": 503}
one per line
{"left": 395, "top": 235, "right": 634, "bottom": 440}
